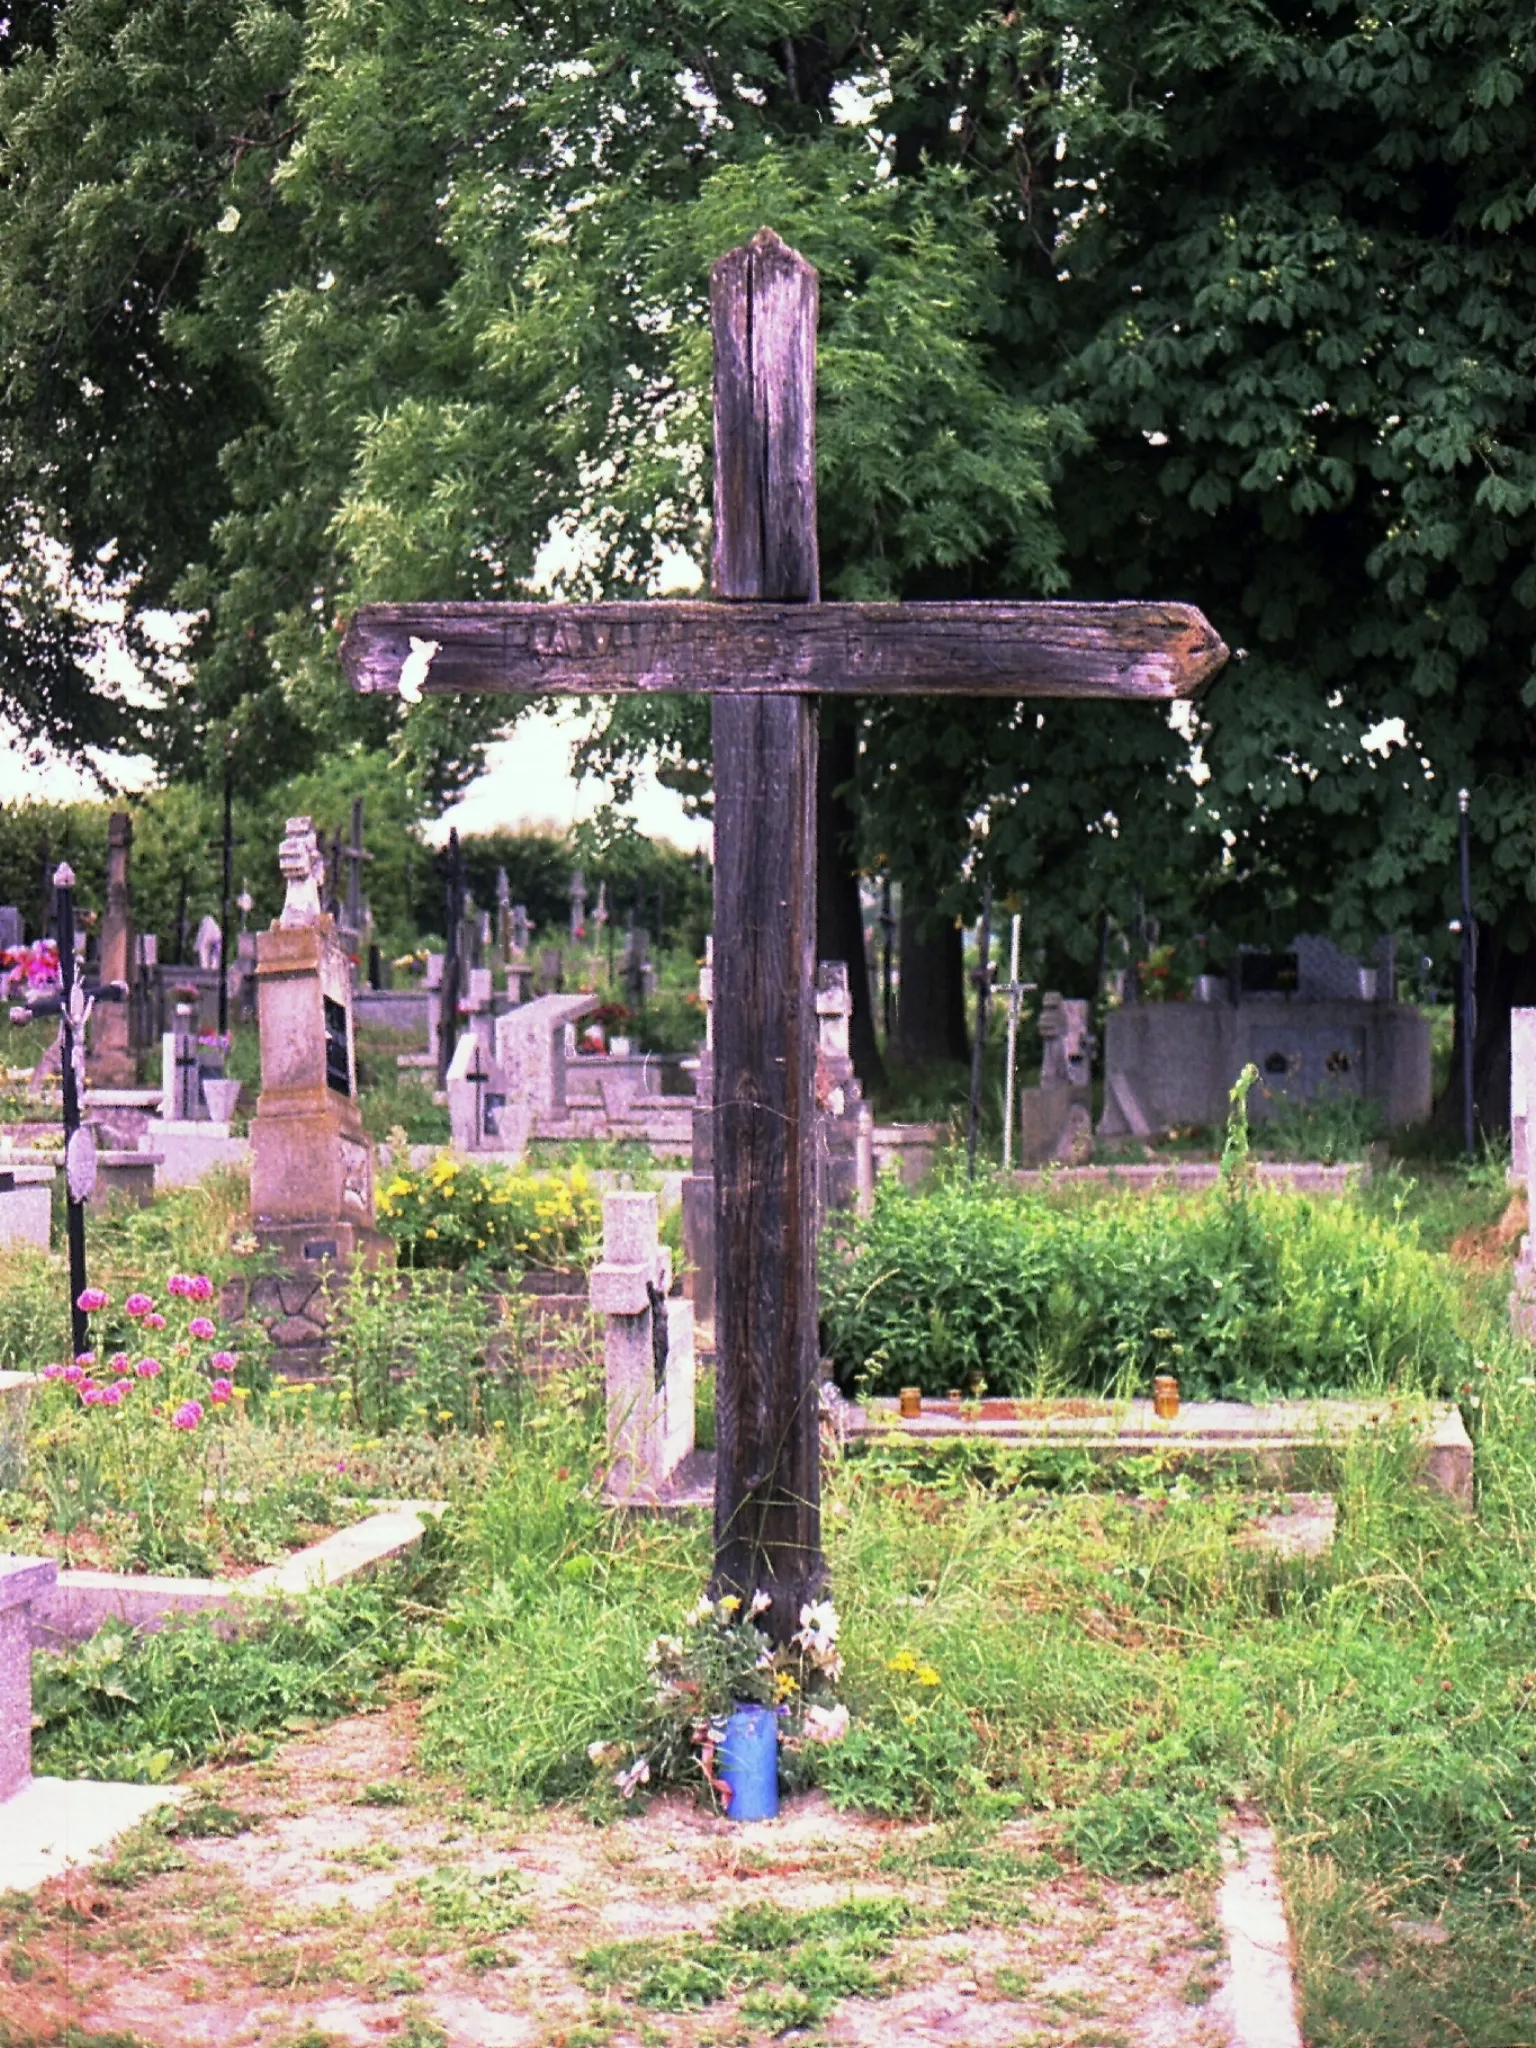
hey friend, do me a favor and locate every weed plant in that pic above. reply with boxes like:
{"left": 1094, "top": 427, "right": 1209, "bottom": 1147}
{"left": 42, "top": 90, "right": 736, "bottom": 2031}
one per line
{"left": 30, "top": 1537, "right": 449, "bottom": 1781}
{"left": 376, "top": 1155, "right": 601, "bottom": 1272}
{"left": 339, "top": 1265, "right": 530, "bottom": 1435}
{"left": 823, "top": 1166, "right": 1467, "bottom": 1401}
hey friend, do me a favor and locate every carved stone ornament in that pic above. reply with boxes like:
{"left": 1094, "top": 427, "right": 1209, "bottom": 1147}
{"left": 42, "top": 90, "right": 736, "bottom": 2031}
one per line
{"left": 277, "top": 816, "right": 326, "bottom": 928}
{"left": 66, "top": 1124, "right": 97, "bottom": 1204}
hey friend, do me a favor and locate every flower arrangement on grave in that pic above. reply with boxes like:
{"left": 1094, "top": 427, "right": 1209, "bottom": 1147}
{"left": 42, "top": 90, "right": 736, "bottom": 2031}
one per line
{"left": 593, "top": 1593, "right": 848, "bottom": 1807}
{"left": 2, "top": 938, "right": 60, "bottom": 998}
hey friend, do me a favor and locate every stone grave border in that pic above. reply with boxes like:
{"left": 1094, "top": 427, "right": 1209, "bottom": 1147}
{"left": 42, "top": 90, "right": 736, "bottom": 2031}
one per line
{"left": 843, "top": 1395, "right": 1473, "bottom": 1503}
{"left": 23, "top": 1499, "right": 443, "bottom": 1650}
{"left": 1013, "top": 1160, "right": 1369, "bottom": 1194}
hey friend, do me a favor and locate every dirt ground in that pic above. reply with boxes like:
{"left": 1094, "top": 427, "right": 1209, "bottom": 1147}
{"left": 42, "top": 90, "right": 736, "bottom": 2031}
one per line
{"left": 1, "top": 1705, "right": 1239, "bottom": 2048}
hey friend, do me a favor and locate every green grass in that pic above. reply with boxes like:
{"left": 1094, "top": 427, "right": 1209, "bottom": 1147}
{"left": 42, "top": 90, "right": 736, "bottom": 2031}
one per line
{"left": 13, "top": 1150, "right": 1536, "bottom": 2042}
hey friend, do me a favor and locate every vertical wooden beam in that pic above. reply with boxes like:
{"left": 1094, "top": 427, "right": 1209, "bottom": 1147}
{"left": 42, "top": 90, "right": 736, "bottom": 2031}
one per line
{"left": 710, "top": 229, "right": 825, "bottom": 1639}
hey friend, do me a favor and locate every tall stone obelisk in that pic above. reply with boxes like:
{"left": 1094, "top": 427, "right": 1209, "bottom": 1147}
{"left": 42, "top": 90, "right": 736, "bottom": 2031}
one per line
{"left": 249, "top": 818, "right": 390, "bottom": 1375}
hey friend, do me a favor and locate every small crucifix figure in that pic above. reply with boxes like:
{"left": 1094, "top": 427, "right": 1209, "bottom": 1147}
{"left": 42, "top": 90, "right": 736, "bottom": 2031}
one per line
{"left": 341, "top": 229, "right": 1227, "bottom": 1640}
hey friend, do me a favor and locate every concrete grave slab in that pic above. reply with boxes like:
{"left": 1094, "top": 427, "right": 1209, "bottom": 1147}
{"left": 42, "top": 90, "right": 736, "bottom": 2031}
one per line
{"left": 0, "top": 1777, "right": 189, "bottom": 1895}
{"left": 850, "top": 1395, "right": 1472, "bottom": 1503}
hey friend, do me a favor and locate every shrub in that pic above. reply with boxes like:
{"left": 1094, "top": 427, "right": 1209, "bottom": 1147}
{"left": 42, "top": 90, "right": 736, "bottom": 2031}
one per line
{"left": 376, "top": 1156, "right": 602, "bottom": 1271}
{"left": 821, "top": 1171, "right": 1468, "bottom": 1402}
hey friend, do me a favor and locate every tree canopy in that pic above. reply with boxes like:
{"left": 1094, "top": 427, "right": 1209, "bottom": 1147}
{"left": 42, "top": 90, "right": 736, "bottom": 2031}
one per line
{"left": 2, "top": 0, "right": 1534, "bottom": 1104}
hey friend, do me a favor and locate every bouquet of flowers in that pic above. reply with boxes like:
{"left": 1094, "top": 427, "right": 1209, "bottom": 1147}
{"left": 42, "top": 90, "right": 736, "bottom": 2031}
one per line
{"left": 592, "top": 1591, "right": 849, "bottom": 1806}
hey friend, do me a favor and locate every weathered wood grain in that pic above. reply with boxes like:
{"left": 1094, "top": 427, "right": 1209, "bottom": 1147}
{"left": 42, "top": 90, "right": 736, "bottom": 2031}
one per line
{"left": 708, "top": 231, "right": 825, "bottom": 1638}
{"left": 339, "top": 598, "right": 1228, "bottom": 701}
{"left": 711, "top": 228, "right": 819, "bottom": 604}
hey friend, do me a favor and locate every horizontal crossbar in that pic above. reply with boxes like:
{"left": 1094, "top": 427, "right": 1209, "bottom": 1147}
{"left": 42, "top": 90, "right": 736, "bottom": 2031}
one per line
{"left": 340, "top": 600, "right": 1228, "bottom": 702}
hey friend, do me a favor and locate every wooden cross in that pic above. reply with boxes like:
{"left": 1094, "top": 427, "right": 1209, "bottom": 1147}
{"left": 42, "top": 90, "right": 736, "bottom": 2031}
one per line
{"left": 340, "top": 229, "right": 1228, "bottom": 1641}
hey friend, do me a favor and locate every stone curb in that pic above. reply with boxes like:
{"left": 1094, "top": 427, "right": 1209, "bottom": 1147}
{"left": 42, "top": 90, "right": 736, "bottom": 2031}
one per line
{"left": 29, "top": 1500, "right": 445, "bottom": 1649}
{"left": 1214, "top": 1811, "right": 1304, "bottom": 2048}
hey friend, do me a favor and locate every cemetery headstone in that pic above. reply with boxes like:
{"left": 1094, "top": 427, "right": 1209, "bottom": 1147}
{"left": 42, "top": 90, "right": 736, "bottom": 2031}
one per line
{"left": 495, "top": 867, "right": 512, "bottom": 961}
{"left": 0, "top": 1156, "right": 56, "bottom": 1248}
{"left": 537, "top": 946, "right": 564, "bottom": 994}
{"left": 0, "top": 907, "right": 21, "bottom": 954}
{"left": 161, "top": 1002, "right": 203, "bottom": 1122}
{"left": 446, "top": 1030, "right": 505, "bottom": 1153}
{"left": 1100, "top": 930, "right": 1427, "bottom": 1140}
{"left": 622, "top": 925, "right": 653, "bottom": 1015}
{"left": 590, "top": 1190, "right": 695, "bottom": 1504}
{"left": 88, "top": 812, "right": 136, "bottom": 1087}
{"left": 465, "top": 964, "right": 496, "bottom": 1052}
{"left": 493, "top": 991, "right": 601, "bottom": 1124}
{"left": 1, "top": 1556, "right": 57, "bottom": 1801}
{"left": 569, "top": 869, "right": 587, "bottom": 942}
{"left": 339, "top": 226, "right": 1226, "bottom": 1630}
{"left": 1513, "top": 1006, "right": 1536, "bottom": 1185}
{"left": 248, "top": 817, "right": 389, "bottom": 1376}
{"left": 1020, "top": 992, "right": 1096, "bottom": 1166}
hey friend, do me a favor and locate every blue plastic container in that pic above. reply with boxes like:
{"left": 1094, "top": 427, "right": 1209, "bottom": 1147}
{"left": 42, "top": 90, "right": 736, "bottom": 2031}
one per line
{"left": 720, "top": 1703, "right": 779, "bottom": 1821}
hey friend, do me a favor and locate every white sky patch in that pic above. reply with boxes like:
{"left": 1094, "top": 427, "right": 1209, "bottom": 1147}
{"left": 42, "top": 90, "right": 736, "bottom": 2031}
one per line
{"left": 425, "top": 705, "right": 711, "bottom": 855}
{"left": 1361, "top": 715, "right": 1409, "bottom": 758}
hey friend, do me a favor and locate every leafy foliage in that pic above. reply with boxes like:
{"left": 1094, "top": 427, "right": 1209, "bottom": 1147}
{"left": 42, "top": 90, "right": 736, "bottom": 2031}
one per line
{"left": 375, "top": 1156, "right": 601, "bottom": 1273}
{"left": 821, "top": 1168, "right": 1468, "bottom": 1401}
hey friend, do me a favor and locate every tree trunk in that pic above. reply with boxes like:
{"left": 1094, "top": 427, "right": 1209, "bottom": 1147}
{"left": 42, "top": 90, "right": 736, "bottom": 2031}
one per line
{"left": 1433, "top": 919, "right": 1536, "bottom": 1140}
{"left": 894, "top": 896, "right": 969, "bottom": 1065}
{"left": 816, "top": 701, "right": 885, "bottom": 1091}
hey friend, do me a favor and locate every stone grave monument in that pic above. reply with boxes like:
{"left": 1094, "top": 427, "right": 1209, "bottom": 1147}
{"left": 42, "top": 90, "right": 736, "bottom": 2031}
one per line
{"left": 88, "top": 812, "right": 137, "bottom": 1087}
{"left": 446, "top": 1029, "right": 508, "bottom": 1153}
{"left": 1099, "top": 933, "right": 1429, "bottom": 1138}
{"left": 160, "top": 1001, "right": 204, "bottom": 1121}
{"left": 0, "top": 1147, "right": 56, "bottom": 1248}
{"left": 195, "top": 913, "right": 222, "bottom": 973}
{"left": 1020, "top": 992, "right": 1096, "bottom": 1165}
{"left": 248, "top": 817, "right": 390, "bottom": 1376}
{"left": 493, "top": 991, "right": 600, "bottom": 1133}
{"left": 815, "top": 960, "right": 874, "bottom": 1218}
{"left": 1513, "top": 1006, "right": 1536, "bottom": 1185}
{"left": 589, "top": 1190, "right": 695, "bottom": 1505}
{"left": 0, "top": 907, "right": 21, "bottom": 955}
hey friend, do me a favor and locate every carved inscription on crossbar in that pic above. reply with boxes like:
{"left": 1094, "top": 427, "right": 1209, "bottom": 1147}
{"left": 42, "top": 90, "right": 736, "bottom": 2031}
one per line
{"left": 341, "top": 598, "right": 1226, "bottom": 703}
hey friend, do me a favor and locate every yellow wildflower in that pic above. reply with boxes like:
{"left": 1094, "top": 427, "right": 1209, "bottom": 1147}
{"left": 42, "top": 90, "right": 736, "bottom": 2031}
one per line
{"left": 916, "top": 1665, "right": 941, "bottom": 1688}
{"left": 886, "top": 1649, "right": 919, "bottom": 1674}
